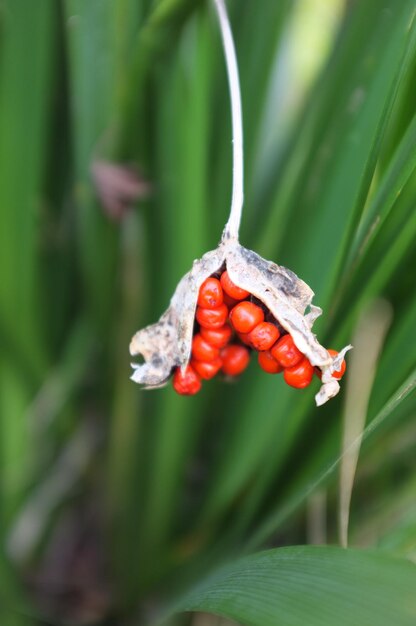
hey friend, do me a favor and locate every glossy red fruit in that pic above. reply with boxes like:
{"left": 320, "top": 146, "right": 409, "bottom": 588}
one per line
{"left": 271, "top": 334, "right": 303, "bottom": 368}
{"left": 196, "top": 303, "right": 228, "bottom": 329}
{"left": 229, "top": 301, "right": 264, "bottom": 333}
{"left": 221, "top": 345, "right": 250, "bottom": 376}
{"left": 223, "top": 292, "right": 240, "bottom": 309}
{"left": 192, "top": 334, "right": 220, "bottom": 362}
{"left": 191, "top": 357, "right": 222, "bottom": 380}
{"left": 220, "top": 270, "right": 250, "bottom": 300}
{"left": 200, "top": 324, "right": 232, "bottom": 348}
{"left": 173, "top": 365, "right": 202, "bottom": 395}
{"left": 248, "top": 322, "right": 280, "bottom": 351}
{"left": 258, "top": 350, "right": 283, "bottom": 374}
{"left": 327, "top": 349, "right": 347, "bottom": 379}
{"left": 237, "top": 332, "right": 252, "bottom": 346}
{"left": 314, "top": 349, "right": 347, "bottom": 380}
{"left": 284, "top": 357, "right": 314, "bottom": 389}
{"left": 197, "top": 277, "right": 223, "bottom": 309}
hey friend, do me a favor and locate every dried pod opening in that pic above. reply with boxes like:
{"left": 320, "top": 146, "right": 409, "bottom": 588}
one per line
{"left": 130, "top": 249, "right": 351, "bottom": 406}
{"left": 172, "top": 265, "right": 349, "bottom": 396}
{"left": 129, "top": 1, "right": 351, "bottom": 406}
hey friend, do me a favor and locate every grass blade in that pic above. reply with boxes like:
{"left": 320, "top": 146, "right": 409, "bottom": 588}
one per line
{"left": 174, "top": 546, "right": 416, "bottom": 626}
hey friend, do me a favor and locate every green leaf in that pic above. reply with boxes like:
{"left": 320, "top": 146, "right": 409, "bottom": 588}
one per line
{"left": 0, "top": 0, "right": 56, "bottom": 523}
{"left": 347, "top": 114, "right": 416, "bottom": 267}
{"left": 256, "top": 0, "right": 415, "bottom": 305}
{"left": 196, "top": 0, "right": 416, "bottom": 540}
{"left": 117, "top": 0, "right": 204, "bottom": 159}
{"left": 245, "top": 368, "right": 416, "bottom": 551}
{"left": 63, "top": 0, "right": 121, "bottom": 333}
{"left": 0, "top": 0, "right": 55, "bottom": 365}
{"left": 174, "top": 546, "right": 416, "bottom": 626}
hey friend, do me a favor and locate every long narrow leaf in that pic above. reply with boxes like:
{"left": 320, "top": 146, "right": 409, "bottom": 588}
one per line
{"left": 173, "top": 546, "right": 416, "bottom": 626}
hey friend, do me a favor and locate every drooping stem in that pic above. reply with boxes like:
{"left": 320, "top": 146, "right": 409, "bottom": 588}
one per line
{"left": 213, "top": 0, "right": 244, "bottom": 241}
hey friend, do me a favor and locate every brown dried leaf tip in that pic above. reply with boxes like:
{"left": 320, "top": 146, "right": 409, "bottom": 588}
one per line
{"left": 91, "top": 160, "right": 151, "bottom": 220}
{"left": 130, "top": 238, "right": 351, "bottom": 406}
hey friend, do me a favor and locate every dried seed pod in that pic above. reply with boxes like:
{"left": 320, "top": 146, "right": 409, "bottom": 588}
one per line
{"left": 129, "top": 0, "right": 352, "bottom": 406}
{"left": 130, "top": 247, "right": 224, "bottom": 387}
{"left": 130, "top": 238, "right": 351, "bottom": 405}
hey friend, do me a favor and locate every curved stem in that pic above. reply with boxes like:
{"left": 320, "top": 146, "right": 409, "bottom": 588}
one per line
{"left": 213, "top": 0, "right": 244, "bottom": 241}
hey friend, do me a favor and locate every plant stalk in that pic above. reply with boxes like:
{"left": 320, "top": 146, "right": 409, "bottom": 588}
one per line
{"left": 213, "top": 0, "right": 244, "bottom": 241}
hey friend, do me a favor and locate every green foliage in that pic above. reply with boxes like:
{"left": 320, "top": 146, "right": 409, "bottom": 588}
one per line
{"left": 0, "top": 0, "right": 415, "bottom": 625}
{"left": 174, "top": 546, "right": 416, "bottom": 626}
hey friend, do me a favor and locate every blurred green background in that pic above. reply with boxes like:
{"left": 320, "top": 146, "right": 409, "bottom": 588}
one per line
{"left": 0, "top": 0, "right": 415, "bottom": 625}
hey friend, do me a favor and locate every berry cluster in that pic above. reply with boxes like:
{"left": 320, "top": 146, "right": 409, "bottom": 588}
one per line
{"left": 173, "top": 270, "right": 346, "bottom": 395}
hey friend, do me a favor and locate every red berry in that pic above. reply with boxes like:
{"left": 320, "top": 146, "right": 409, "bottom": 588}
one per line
{"left": 237, "top": 332, "right": 252, "bottom": 346}
{"left": 271, "top": 334, "right": 303, "bottom": 368}
{"left": 196, "top": 304, "right": 228, "bottom": 329}
{"left": 191, "top": 357, "right": 222, "bottom": 380}
{"left": 258, "top": 350, "right": 283, "bottom": 374}
{"left": 284, "top": 357, "right": 314, "bottom": 389}
{"left": 327, "top": 349, "right": 347, "bottom": 379}
{"left": 229, "top": 301, "right": 264, "bottom": 333}
{"left": 192, "top": 334, "right": 220, "bottom": 361}
{"left": 220, "top": 271, "right": 250, "bottom": 300}
{"left": 221, "top": 345, "right": 250, "bottom": 376}
{"left": 173, "top": 365, "right": 202, "bottom": 395}
{"left": 248, "top": 322, "right": 280, "bottom": 351}
{"left": 314, "top": 349, "right": 347, "bottom": 380}
{"left": 200, "top": 324, "right": 232, "bottom": 348}
{"left": 223, "top": 292, "right": 240, "bottom": 309}
{"left": 197, "top": 277, "right": 223, "bottom": 309}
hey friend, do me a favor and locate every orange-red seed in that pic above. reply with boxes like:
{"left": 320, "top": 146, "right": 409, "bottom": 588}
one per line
{"left": 223, "top": 292, "right": 240, "bottom": 309}
{"left": 314, "top": 349, "right": 347, "bottom": 380}
{"left": 172, "top": 365, "right": 202, "bottom": 395}
{"left": 192, "top": 334, "right": 220, "bottom": 362}
{"left": 191, "top": 357, "right": 222, "bottom": 380}
{"left": 196, "top": 304, "right": 228, "bottom": 329}
{"left": 197, "top": 277, "right": 223, "bottom": 309}
{"left": 237, "top": 332, "right": 252, "bottom": 346}
{"left": 271, "top": 334, "right": 303, "bottom": 368}
{"left": 200, "top": 324, "right": 232, "bottom": 348}
{"left": 229, "top": 301, "right": 264, "bottom": 334}
{"left": 327, "top": 349, "right": 347, "bottom": 379}
{"left": 220, "top": 271, "right": 250, "bottom": 300}
{"left": 258, "top": 350, "right": 283, "bottom": 374}
{"left": 248, "top": 322, "right": 280, "bottom": 351}
{"left": 221, "top": 344, "right": 250, "bottom": 376}
{"left": 284, "top": 358, "right": 314, "bottom": 389}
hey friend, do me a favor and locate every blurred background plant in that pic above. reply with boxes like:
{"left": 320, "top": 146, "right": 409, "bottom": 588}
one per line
{"left": 0, "top": 0, "right": 415, "bottom": 625}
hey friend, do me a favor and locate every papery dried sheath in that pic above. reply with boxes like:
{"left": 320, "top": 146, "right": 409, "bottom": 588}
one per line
{"left": 130, "top": 247, "right": 225, "bottom": 387}
{"left": 130, "top": 238, "right": 351, "bottom": 406}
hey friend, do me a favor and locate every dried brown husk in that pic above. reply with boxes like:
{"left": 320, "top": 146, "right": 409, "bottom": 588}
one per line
{"left": 130, "top": 237, "right": 351, "bottom": 406}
